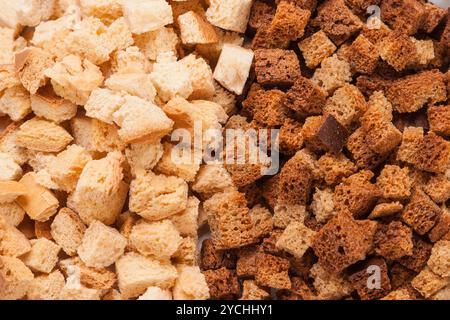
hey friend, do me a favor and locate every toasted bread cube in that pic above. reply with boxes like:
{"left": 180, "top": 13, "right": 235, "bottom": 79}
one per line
{"left": 0, "top": 181, "right": 26, "bottom": 204}
{"left": 424, "top": 175, "right": 450, "bottom": 204}
{"left": 85, "top": 88, "right": 125, "bottom": 125}
{"left": 324, "top": 84, "right": 367, "bottom": 127}
{"left": 111, "top": 46, "right": 151, "bottom": 75}
{"left": 44, "top": 55, "right": 104, "bottom": 105}
{"left": 191, "top": 164, "right": 235, "bottom": 196}
{"left": 179, "top": 54, "right": 215, "bottom": 100}
{"left": 134, "top": 27, "right": 179, "bottom": 61}
{"left": 116, "top": 252, "right": 178, "bottom": 299}
{"left": 213, "top": 44, "right": 254, "bottom": 95}
{"left": 378, "top": 31, "right": 417, "bottom": 72}
{"left": 16, "top": 172, "right": 59, "bottom": 222}
{"left": 48, "top": 145, "right": 92, "bottom": 193}
{"left": 129, "top": 171, "right": 188, "bottom": 221}
{"left": 169, "top": 196, "right": 200, "bottom": 238}
{"left": 122, "top": 0, "right": 173, "bottom": 34}
{"left": 0, "top": 64, "right": 21, "bottom": 92}
{"left": 155, "top": 142, "right": 201, "bottom": 182}
{"left": 0, "top": 85, "right": 31, "bottom": 121}
{"left": 15, "top": 47, "right": 54, "bottom": 94}
{"left": 15, "top": 118, "right": 72, "bottom": 153}
{"left": 77, "top": 220, "right": 127, "bottom": 268}
{"left": 205, "top": 0, "right": 252, "bottom": 33}
{"left": 105, "top": 73, "right": 157, "bottom": 102}
{"left": 125, "top": 140, "right": 164, "bottom": 174}
{"left": 196, "top": 28, "right": 244, "bottom": 65}
{"left": 0, "top": 152, "right": 22, "bottom": 182}
{"left": 0, "top": 256, "right": 34, "bottom": 300}
{"left": 312, "top": 54, "right": 352, "bottom": 94}
{"left": 138, "top": 287, "right": 172, "bottom": 300}
{"left": 428, "top": 105, "right": 450, "bottom": 137}
{"left": 112, "top": 95, "right": 173, "bottom": 144}
{"left": 341, "top": 34, "right": 379, "bottom": 74}
{"left": 299, "top": 30, "right": 337, "bottom": 69}
{"left": 178, "top": 11, "right": 218, "bottom": 45}
{"left": 0, "top": 216, "right": 31, "bottom": 257}
{"left": 173, "top": 265, "right": 210, "bottom": 300}
{"left": 427, "top": 240, "right": 450, "bottom": 277}
{"left": 412, "top": 267, "right": 448, "bottom": 298}
{"left": 68, "top": 152, "right": 126, "bottom": 225}
{"left": 204, "top": 266, "right": 241, "bottom": 299}
{"left": 380, "top": 0, "right": 426, "bottom": 36}
{"left": 0, "top": 202, "right": 25, "bottom": 227}
{"left": 310, "top": 263, "right": 353, "bottom": 300}
{"left": 26, "top": 270, "right": 65, "bottom": 300}
{"left": 50, "top": 208, "right": 86, "bottom": 256}
{"left": 240, "top": 280, "right": 270, "bottom": 300}
{"left": 130, "top": 219, "right": 182, "bottom": 261}
{"left": 276, "top": 222, "right": 316, "bottom": 259}
{"left": 0, "top": 27, "right": 15, "bottom": 65}
{"left": 22, "top": 238, "right": 60, "bottom": 273}
{"left": 30, "top": 87, "right": 77, "bottom": 123}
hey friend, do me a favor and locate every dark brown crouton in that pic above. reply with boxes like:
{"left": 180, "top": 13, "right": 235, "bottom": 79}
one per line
{"left": 374, "top": 221, "right": 414, "bottom": 260}
{"left": 254, "top": 49, "right": 301, "bottom": 87}
{"left": 204, "top": 267, "right": 241, "bottom": 300}
{"left": 398, "top": 236, "right": 433, "bottom": 272}
{"left": 380, "top": 0, "right": 426, "bottom": 35}
{"left": 428, "top": 105, "right": 450, "bottom": 137}
{"left": 200, "top": 239, "right": 237, "bottom": 271}
{"left": 285, "top": 77, "right": 327, "bottom": 116}
{"left": 401, "top": 189, "right": 441, "bottom": 235}
{"left": 255, "top": 253, "right": 291, "bottom": 289}
{"left": 342, "top": 35, "right": 379, "bottom": 75}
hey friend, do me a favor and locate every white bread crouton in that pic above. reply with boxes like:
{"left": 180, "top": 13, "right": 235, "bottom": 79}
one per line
{"left": 112, "top": 95, "right": 174, "bottom": 144}
{"left": 125, "top": 140, "right": 164, "bottom": 175}
{"left": 169, "top": 196, "right": 200, "bottom": 238}
{"left": 0, "top": 181, "right": 27, "bottom": 204}
{"left": 130, "top": 219, "right": 182, "bottom": 260}
{"left": 213, "top": 44, "right": 254, "bottom": 95}
{"left": 79, "top": 0, "right": 123, "bottom": 25}
{"left": 84, "top": 88, "right": 125, "bottom": 124}
{"left": 26, "top": 270, "right": 65, "bottom": 300}
{"left": 70, "top": 116, "right": 126, "bottom": 153}
{"left": 275, "top": 222, "right": 316, "bottom": 259}
{"left": 0, "top": 86, "right": 32, "bottom": 121}
{"left": 22, "top": 238, "right": 60, "bottom": 273}
{"left": 178, "top": 11, "right": 218, "bottom": 45}
{"left": 0, "top": 202, "right": 25, "bottom": 227}
{"left": 0, "top": 256, "right": 34, "bottom": 300}
{"left": 138, "top": 286, "right": 172, "bottom": 300}
{"left": 0, "top": 64, "right": 21, "bottom": 93}
{"left": 105, "top": 73, "right": 156, "bottom": 102}
{"left": 122, "top": 0, "right": 173, "bottom": 34}
{"left": 111, "top": 46, "right": 151, "bottom": 74}
{"left": 180, "top": 54, "right": 215, "bottom": 100}
{"left": 129, "top": 171, "right": 188, "bottom": 221}
{"left": 134, "top": 27, "right": 179, "bottom": 61}
{"left": 151, "top": 52, "right": 193, "bottom": 102}
{"left": 0, "top": 152, "right": 22, "bottom": 181}
{"left": 0, "top": 27, "right": 15, "bottom": 65}
{"left": 30, "top": 86, "right": 77, "bottom": 123}
{"left": 116, "top": 252, "right": 178, "bottom": 299}
{"left": 205, "top": 0, "right": 253, "bottom": 33}
{"left": 211, "top": 81, "right": 237, "bottom": 115}
{"left": 16, "top": 172, "right": 59, "bottom": 222}
{"left": 77, "top": 220, "right": 127, "bottom": 268}
{"left": 15, "top": 118, "right": 73, "bottom": 153}
{"left": 0, "top": 5, "right": 21, "bottom": 38}
{"left": 173, "top": 265, "right": 210, "bottom": 300}
{"left": 196, "top": 28, "right": 244, "bottom": 65}
{"left": 191, "top": 99, "right": 228, "bottom": 124}
{"left": 16, "top": 0, "right": 56, "bottom": 27}
{"left": 0, "top": 123, "right": 28, "bottom": 166}
{"left": 50, "top": 207, "right": 86, "bottom": 256}
{"left": 0, "top": 216, "right": 31, "bottom": 257}
{"left": 60, "top": 267, "right": 102, "bottom": 300}
{"left": 191, "top": 164, "right": 235, "bottom": 196}
{"left": 172, "top": 236, "right": 198, "bottom": 266}
{"left": 15, "top": 47, "right": 54, "bottom": 94}
{"left": 68, "top": 152, "right": 126, "bottom": 225}
{"left": 44, "top": 55, "right": 104, "bottom": 105}
{"left": 48, "top": 144, "right": 92, "bottom": 192}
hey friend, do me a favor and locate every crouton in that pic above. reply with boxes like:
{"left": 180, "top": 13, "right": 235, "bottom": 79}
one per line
{"left": 0, "top": 256, "right": 34, "bottom": 300}
{"left": 173, "top": 265, "right": 210, "bottom": 300}
{"left": 299, "top": 31, "right": 337, "bottom": 69}
{"left": 0, "top": 86, "right": 31, "bottom": 121}
{"left": 205, "top": 0, "right": 253, "bottom": 33}
{"left": 50, "top": 208, "right": 86, "bottom": 256}
{"left": 0, "top": 152, "right": 22, "bottom": 182}
{"left": 122, "top": 0, "right": 173, "bottom": 34}
{"left": 22, "top": 238, "right": 60, "bottom": 273}
{"left": 178, "top": 11, "right": 217, "bottom": 45}
{"left": 30, "top": 86, "right": 77, "bottom": 123}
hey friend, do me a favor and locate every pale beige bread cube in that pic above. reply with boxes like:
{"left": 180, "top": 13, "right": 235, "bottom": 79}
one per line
{"left": 169, "top": 196, "right": 200, "bottom": 238}
{"left": 14, "top": 47, "right": 54, "bottom": 94}
{"left": 0, "top": 202, "right": 25, "bottom": 227}
{"left": 432, "top": 286, "right": 450, "bottom": 300}
{"left": 213, "top": 44, "right": 254, "bottom": 95}
{"left": 210, "top": 81, "right": 237, "bottom": 115}
{"left": 276, "top": 222, "right": 316, "bottom": 259}
{"left": 172, "top": 236, "right": 198, "bottom": 266}
{"left": 412, "top": 38, "right": 435, "bottom": 67}
{"left": 111, "top": 46, "right": 152, "bottom": 75}
{"left": 312, "top": 54, "right": 352, "bottom": 94}
{"left": 0, "top": 64, "right": 21, "bottom": 93}
{"left": 310, "top": 188, "right": 335, "bottom": 224}
{"left": 412, "top": 267, "right": 450, "bottom": 298}
{"left": 0, "top": 255, "right": 34, "bottom": 300}
{"left": 134, "top": 27, "right": 179, "bottom": 62}
{"left": 129, "top": 171, "right": 189, "bottom": 221}
{"left": 84, "top": 88, "right": 125, "bottom": 125}
{"left": 155, "top": 142, "right": 202, "bottom": 182}
{"left": 0, "top": 152, "right": 22, "bottom": 181}
{"left": 0, "top": 181, "right": 27, "bottom": 204}
{"left": 21, "top": 238, "right": 60, "bottom": 273}
{"left": 180, "top": 54, "right": 215, "bottom": 100}
{"left": 240, "top": 280, "right": 270, "bottom": 300}
{"left": 310, "top": 263, "right": 353, "bottom": 300}
{"left": 79, "top": 0, "right": 123, "bottom": 25}
{"left": 381, "top": 289, "right": 413, "bottom": 300}
{"left": 138, "top": 286, "right": 173, "bottom": 300}
{"left": 0, "top": 216, "right": 31, "bottom": 257}
{"left": 44, "top": 55, "right": 104, "bottom": 105}
{"left": 30, "top": 87, "right": 77, "bottom": 123}
{"left": 70, "top": 116, "right": 126, "bottom": 153}
{"left": 191, "top": 164, "right": 235, "bottom": 196}
{"left": 0, "top": 27, "right": 15, "bottom": 65}
{"left": 191, "top": 100, "right": 228, "bottom": 125}
{"left": 150, "top": 52, "right": 193, "bottom": 102}
{"left": 125, "top": 140, "right": 164, "bottom": 175}
{"left": 178, "top": 11, "right": 218, "bottom": 45}
{"left": 0, "top": 85, "right": 31, "bottom": 122}
{"left": 50, "top": 207, "right": 86, "bottom": 256}
{"left": 16, "top": 172, "right": 59, "bottom": 222}
{"left": 77, "top": 220, "right": 127, "bottom": 268}
{"left": 122, "top": 0, "right": 173, "bottom": 34}
{"left": 105, "top": 73, "right": 157, "bottom": 102}
{"left": 206, "top": 0, "right": 252, "bottom": 33}
{"left": 16, "top": 0, "right": 56, "bottom": 27}
{"left": 106, "top": 17, "right": 135, "bottom": 51}
{"left": 427, "top": 240, "right": 450, "bottom": 277}
{"left": 196, "top": 28, "right": 244, "bottom": 66}
{"left": 60, "top": 275, "right": 102, "bottom": 301}
{"left": 112, "top": 95, "right": 173, "bottom": 144}
{"left": 299, "top": 30, "right": 337, "bottom": 69}
{"left": 26, "top": 270, "right": 65, "bottom": 300}
{"left": 273, "top": 204, "right": 308, "bottom": 229}
{"left": 47, "top": 145, "right": 92, "bottom": 192}
{"left": 129, "top": 219, "right": 182, "bottom": 261}
{"left": 116, "top": 252, "right": 178, "bottom": 299}
{"left": 173, "top": 265, "right": 210, "bottom": 300}
{"left": 68, "top": 152, "right": 126, "bottom": 225}
{"left": 15, "top": 118, "right": 73, "bottom": 153}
